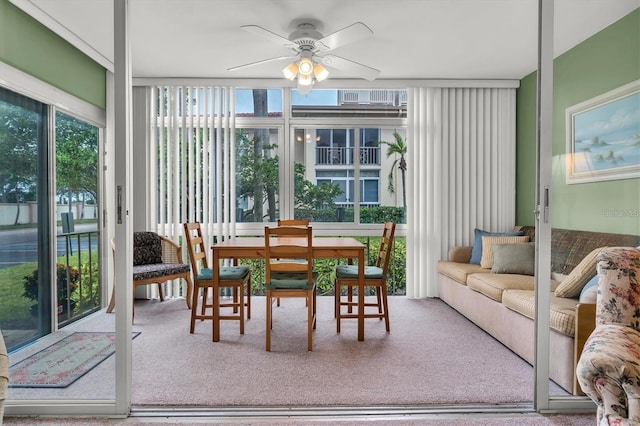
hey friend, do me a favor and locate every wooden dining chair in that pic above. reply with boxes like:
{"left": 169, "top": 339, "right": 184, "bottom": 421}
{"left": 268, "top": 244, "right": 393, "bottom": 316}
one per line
{"left": 183, "top": 222, "right": 251, "bottom": 340}
{"left": 275, "top": 219, "right": 310, "bottom": 306}
{"left": 264, "top": 225, "right": 317, "bottom": 351}
{"left": 334, "top": 221, "right": 396, "bottom": 333}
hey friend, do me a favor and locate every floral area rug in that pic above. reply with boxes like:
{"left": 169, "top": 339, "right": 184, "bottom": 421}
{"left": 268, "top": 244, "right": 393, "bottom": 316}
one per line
{"left": 9, "top": 331, "right": 139, "bottom": 388}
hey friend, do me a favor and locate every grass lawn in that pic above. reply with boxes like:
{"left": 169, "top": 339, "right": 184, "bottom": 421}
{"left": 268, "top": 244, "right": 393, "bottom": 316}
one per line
{"left": 0, "top": 252, "right": 99, "bottom": 328}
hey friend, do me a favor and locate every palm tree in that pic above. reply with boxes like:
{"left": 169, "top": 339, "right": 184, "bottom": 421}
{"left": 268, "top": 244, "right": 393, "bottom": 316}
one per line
{"left": 378, "top": 131, "right": 407, "bottom": 212}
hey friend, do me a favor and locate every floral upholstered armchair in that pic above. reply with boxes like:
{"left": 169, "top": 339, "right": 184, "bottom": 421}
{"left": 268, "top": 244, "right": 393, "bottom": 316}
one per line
{"left": 576, "top": 246, "right": 640, "bottom": 426}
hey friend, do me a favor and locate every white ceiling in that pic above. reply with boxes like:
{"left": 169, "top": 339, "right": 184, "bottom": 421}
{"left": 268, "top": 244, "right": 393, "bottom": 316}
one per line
{"left": 14, "top": 0, "right": 640, "bottom": 81}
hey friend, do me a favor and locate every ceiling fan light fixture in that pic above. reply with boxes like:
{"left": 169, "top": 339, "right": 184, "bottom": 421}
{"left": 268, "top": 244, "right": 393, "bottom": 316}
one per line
{"left": 298, "top": 57, "right": 314, "bottom": 76}
{"left": 232, "top": 22, "right": 379, "bottom": 91}
{"left": 283, "top": 62, "right": 298, "bottom": 80}
{"left": 313, "top": 63, "right": 329, "bottom": 82}
{"left": 298, "top": 73, "right": 313, "bottom": 86}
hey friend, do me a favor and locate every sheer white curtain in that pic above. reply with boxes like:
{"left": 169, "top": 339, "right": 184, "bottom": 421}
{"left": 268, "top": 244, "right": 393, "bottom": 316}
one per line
{"left": 406, "top": 87, "right": 516, "bottom": 298}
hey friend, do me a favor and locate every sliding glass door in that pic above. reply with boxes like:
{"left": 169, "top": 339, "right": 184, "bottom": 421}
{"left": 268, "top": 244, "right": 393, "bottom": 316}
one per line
{"left": 0, "top": 87, "right": 51, "bottom": 352}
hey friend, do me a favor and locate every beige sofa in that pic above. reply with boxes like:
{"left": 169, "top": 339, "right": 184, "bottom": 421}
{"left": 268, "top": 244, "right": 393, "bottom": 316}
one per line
{"left": 437, "top": 226, "right": 640, "bottom": 395}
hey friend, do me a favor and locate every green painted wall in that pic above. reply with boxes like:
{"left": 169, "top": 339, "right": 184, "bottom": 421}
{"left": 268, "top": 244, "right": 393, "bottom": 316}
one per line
{"left": 516, "top": 8, "right": 640, "bottom": 235}
{"left": 0, "top": 0, "right": 106, "bottom": 109}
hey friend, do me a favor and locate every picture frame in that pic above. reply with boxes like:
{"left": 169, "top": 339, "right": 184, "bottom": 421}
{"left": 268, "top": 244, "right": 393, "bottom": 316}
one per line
{"left": 565, "top": 79, "right": 640, "bottom": 184}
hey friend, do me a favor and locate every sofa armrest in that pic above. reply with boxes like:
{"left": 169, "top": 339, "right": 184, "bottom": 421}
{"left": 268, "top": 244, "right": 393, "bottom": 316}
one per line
{"left": 574, "top": 302, "right": 596, "bottom": 395}
{"left": 448, "top": 246, "right": 472, "bottom": 263}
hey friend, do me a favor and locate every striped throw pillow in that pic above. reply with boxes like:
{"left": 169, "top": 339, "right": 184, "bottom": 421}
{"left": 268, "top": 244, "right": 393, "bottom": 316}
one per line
{"left": 480, "top": 235, "right": 530, "bottom": 269}
{"left": 554, "top": 247, "right": 604, "bottom": 298}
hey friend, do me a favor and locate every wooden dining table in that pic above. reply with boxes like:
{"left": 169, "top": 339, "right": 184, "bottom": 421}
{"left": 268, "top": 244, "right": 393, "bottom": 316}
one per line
{"left": 211, "top": 236, "right": 366, "bottom": 342}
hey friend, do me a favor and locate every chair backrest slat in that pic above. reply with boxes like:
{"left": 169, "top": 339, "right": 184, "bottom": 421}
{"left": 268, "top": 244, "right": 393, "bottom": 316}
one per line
{"left": 183, "top": 222, "right": 208, "bottom": 275}
{"left": 375, "top": 222, "right": 396, "bottom": 273}
{"left": 277, "top": 219, "right": 310, "bottom": 227}
{"left": 264, "top": 225, "right": 313, "bottom": 283}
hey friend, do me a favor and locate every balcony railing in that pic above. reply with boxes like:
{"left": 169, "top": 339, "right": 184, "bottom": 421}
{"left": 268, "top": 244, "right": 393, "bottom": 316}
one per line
{"left": 337, "top": 90, "right": 407, "bottom": 106}
{"left": 56, "top": 229, "right": 101, "bottom": 325}
{"left": 316, "top": 146, "right": 380, "bottom": 165}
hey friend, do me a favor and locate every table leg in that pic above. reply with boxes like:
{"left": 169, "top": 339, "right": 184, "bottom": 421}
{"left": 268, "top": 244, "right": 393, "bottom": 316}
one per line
{"left": 358, "top": 248, "right": 365, "bottom": 341}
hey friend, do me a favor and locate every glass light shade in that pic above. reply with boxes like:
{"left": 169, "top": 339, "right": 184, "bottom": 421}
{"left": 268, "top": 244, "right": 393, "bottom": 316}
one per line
{"left": 298, "top": 58, "right": 314, "bottom": 76}
{"left": 313, "top": 63, "right": 329, "bottom": 82}
{"left": 283, "top": 62, "right": 298, "bottom": 80}
{"left": 297, "top": 73, "right": 313, "bottom": 86}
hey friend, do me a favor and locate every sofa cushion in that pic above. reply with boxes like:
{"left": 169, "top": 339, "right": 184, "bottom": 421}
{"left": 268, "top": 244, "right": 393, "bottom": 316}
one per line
{"left": 466, "top": 272, "right": 536, "bottom": 302}
{"left": 133, "top": 232, "right": 163, "bottom": 266}
{"left": 436, "top": 261, "right": 488, "bottom": 284}
{"left": 554, "top": 247, "right": 602, "bottom": 298}
{"left": 469, "top": 228, "right": 525, "bottom": 264}
{"left": 491, "top": 242, "right": 535, "bottom": 275}
{"left": 480, "top": 235, "right": 530, "bottom": 269}
{"left": 502, "top": 289, "right": 578, "bottom": 337}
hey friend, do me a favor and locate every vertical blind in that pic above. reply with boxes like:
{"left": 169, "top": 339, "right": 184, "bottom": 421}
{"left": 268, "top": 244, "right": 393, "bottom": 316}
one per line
{"left": 406, "top": 87, "right": 516, "bottom": 298}
{"left": 149, "top": 85, "right": 236, "bottom": 241}
{"left": 148, "top": 86, "right": 236, "bottom": 298}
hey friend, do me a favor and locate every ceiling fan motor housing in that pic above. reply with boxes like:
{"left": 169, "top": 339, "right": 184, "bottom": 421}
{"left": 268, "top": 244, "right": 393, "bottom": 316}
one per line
{"left": 288, "top": 23, "right": 323, "bottom": 53}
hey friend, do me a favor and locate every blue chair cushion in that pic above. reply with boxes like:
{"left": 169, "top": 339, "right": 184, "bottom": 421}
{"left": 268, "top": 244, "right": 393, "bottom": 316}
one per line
{"left": 266, "top": 271, "right": 317, "bottom": 290}
{"left": 335, "top": 265, "right": 386, "bottom": 279}
{"left": 196, "top": 266, "right": 250, "bottom": 281}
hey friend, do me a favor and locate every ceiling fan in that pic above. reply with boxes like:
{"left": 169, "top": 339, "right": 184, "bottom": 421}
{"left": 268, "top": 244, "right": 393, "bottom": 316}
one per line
{"left": 228, "top": 22, "right": 380, "bottom": 94}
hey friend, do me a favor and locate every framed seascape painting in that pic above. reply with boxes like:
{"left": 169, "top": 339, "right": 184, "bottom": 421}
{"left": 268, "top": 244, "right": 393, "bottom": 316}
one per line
{"left": 566, "top": 80, "right": 640, "bottom": 184}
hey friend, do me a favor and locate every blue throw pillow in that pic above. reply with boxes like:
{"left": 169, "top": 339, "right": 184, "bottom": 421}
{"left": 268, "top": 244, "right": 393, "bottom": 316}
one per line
{"left": 469, "top": 228, "right": 525, "bottom": 265}
{"left": 579, "top": 274, "right": 599, "bottom": 302}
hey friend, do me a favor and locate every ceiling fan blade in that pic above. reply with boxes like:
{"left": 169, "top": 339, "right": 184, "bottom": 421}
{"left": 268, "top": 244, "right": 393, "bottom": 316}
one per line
{"left": 315, "top": 22, "right": 373, "bottom": 51}
{"left": 241, "top": 25, "right": 297, "bottom": 49}
{"left": 228, "top": 55, "right": 298, "bottom": 72}
{"left": 319, "top": 55, "right": 380, "bottom": 81}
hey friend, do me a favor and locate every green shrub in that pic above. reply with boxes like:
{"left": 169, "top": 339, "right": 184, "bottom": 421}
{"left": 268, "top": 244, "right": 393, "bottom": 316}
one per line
{"left": 295, "top": 206, "right": 405, "bottom": 224}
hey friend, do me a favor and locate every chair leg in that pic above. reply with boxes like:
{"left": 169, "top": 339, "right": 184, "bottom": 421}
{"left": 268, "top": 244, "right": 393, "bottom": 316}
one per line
{"left": 157, "top": 283, "right": 165, "bottom": 302}
{"left": 312, "top": 289, "right": 317, "bottom": 330}
{"left": 336, "top": 284, "right": 342, "bottom": 334}
{"left": 307, "top": 292, "right": 313, "bottom": 351}
{"left": 190, "top": 283, "right": 200, "bottom": 333}
{"left": 266, "top": 291, "right": 272, "bottom": 351}
{"left": 200, "top": 287, "right": 208, "bottom": 317}
{"left": 107, "top": 285, "right": 116, "bottom": 313}
{"left": 239, "top": 284, "right": 244, "bottom": 335}
{"left": 233, "top": 287, "right": 239, "bottom": 314}
{"left": 334, "top": 280, "right": 339, "bottom": 319}
{"left": 184, "top": 276, "right": 193, "bottom": 310}
{"left": 245, "top": 276, "right": 251, "bottom": 320}
{"left": 381, "top": 285, "right": 390, "bottom": 332}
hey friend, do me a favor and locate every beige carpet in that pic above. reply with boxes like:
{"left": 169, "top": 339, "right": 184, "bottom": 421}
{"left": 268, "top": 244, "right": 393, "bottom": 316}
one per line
{"left": 7, "top": 296, "right": 572, "bottom": 406}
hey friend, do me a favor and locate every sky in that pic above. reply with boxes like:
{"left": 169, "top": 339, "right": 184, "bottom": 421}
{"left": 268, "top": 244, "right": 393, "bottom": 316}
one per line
{"left": 574, "top": 91, "right": 640, "bottom": 143}
{"left": 235, "top": 89, "right": 338, "bottom": 113}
